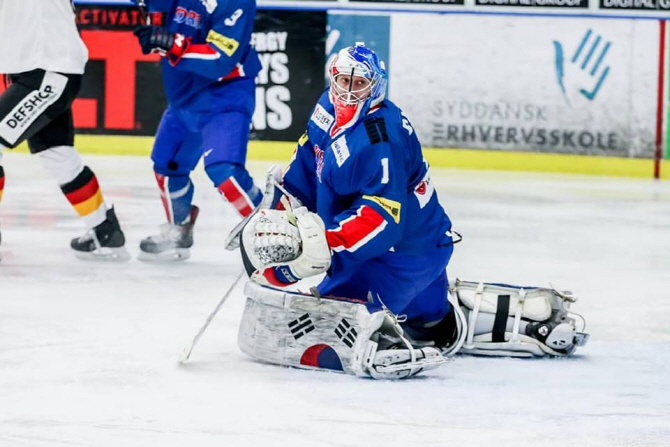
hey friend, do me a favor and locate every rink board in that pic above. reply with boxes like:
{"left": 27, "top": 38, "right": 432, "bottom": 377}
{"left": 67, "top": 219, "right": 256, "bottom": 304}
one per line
{"left": 13, "top": 135, "right": 670, "bottom": 179}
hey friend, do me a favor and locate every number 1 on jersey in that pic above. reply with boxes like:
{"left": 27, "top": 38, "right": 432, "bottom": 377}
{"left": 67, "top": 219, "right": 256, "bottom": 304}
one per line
{"left": 381, "top": 158, "right": 389, "bottom": 184}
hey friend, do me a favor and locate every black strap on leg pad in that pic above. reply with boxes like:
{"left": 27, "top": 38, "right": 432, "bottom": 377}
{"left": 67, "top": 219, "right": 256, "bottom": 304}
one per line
{"left": 492, "top": 295, "right": 511, "bottom": 343}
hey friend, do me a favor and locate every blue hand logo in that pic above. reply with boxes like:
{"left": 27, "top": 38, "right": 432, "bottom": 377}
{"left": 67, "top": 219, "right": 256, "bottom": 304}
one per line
{"left": 554, "top": 29, "right": 612, "bottom": 106}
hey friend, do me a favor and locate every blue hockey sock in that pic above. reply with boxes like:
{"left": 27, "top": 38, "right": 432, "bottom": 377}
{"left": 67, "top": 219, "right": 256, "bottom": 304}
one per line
{"left": 155, "top": 172, "right": 194, "bottom": 224}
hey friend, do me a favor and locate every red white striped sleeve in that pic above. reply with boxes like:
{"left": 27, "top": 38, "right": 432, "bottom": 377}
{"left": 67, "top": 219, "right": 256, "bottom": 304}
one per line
{"left": 326, "top": 205, "right": 388, "bottom": 253}
{"left": 181, "top": 43, "right": 221, "bottom": 61}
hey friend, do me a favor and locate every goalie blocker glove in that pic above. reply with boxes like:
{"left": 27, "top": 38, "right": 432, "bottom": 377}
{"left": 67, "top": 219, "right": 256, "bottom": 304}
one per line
{"left": 241, "top": 207, "right": 331, "bottom": 286}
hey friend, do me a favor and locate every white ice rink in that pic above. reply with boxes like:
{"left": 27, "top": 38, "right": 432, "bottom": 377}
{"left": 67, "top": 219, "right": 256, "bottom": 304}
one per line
{"left": 1, "top": 151, "right": 669, "bottom": 447}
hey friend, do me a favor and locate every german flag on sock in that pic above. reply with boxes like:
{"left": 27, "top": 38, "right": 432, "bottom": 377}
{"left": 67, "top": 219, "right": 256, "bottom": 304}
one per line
{"left": 0, "top": 166, "right": 5, "bottom": 203}
{"left": 61, "top": 166, "right": 106, "bottom": 227}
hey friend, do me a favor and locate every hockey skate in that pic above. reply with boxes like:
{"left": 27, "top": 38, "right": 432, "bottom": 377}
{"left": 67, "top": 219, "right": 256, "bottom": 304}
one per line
{"left": 138, "top": 205, "right": 199, "bottom": 262}
{"left": 365, "top": 332, "right": 447, "bottom": 380}
{"left": 70, "top": 207, "right": 130, "bottom": 261}
{"left": 524, "top": 320, "right": 579, "bottom": 354}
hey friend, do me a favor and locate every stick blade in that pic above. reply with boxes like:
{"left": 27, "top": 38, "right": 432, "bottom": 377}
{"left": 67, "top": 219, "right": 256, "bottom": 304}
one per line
{"left": 178, "top": 346, "right": 193, "bottom": 364}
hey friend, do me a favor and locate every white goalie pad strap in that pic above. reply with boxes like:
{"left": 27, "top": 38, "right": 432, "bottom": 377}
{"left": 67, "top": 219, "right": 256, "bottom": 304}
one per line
{"left": 461, "top": 333, "right": 561, "bottom": 357}
{"left": 456, "top": 280, "right": 553, "bottom": 322}
{"left": 441, "top": 285, "right": 468, "bottom": 357}
{"left": 238, "top": 282, "right": 447, "bottom": 379}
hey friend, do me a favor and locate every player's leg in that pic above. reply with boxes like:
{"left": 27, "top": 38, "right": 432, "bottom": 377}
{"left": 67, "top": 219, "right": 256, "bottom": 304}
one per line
{"left": 449, "top": 280, "right": 589, "bottom": 357}
{"left": 0, "top": 70, "right": 128, "bottom": 260}
{"left": 202, "top": 110, "right": 262, "bottom": 218}
{"left": 397, "top": 269, "right": 457, "bottom": 346}
{"left": 316, "top": 248, "right": 452, "bottom": 359}
{"left": 0, "top": 70, "right": 74, "bottom": 149}
{"left": 29, "top": 110, "right": 127, "bottom": 260}
{"left": 201, "top": 78, "right": 261, "bottom": 217}
{"left": 318, "top": 243, "right": 453, "bottom": 317}
{"left": 138, "top": 107, "right": 202, "bottom": 261}
{"left": 0, "top": 70, "right": 70, "bottom": 258}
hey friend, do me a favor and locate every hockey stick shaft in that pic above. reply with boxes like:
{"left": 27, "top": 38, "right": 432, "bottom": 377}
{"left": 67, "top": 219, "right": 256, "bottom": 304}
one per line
{"left": 178, "top": 270, "right": 245, "bottom": 363}
{"left": 137, "top": 0, "right": 151, "bottom": 25}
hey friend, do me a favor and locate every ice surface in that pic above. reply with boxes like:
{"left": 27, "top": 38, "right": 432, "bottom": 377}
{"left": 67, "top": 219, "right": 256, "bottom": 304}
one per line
{"left": 1, "top": 152, "right": 669, "bottom": 447}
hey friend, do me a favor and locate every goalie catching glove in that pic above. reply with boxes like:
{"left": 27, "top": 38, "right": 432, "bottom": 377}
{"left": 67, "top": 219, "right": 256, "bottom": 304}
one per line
{"left": 240, "top": 207, "right": 331, "bottom": 286}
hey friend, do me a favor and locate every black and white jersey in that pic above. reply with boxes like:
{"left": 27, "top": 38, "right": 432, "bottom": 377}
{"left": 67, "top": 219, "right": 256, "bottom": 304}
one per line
{"left": 0, "top": 0, "right": 88, "bottom": 75}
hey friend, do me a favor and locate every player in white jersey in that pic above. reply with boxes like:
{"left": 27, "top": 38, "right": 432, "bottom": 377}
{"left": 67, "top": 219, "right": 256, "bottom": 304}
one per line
{"left": 0, "top": 0, "right": 128, "bottom": 261}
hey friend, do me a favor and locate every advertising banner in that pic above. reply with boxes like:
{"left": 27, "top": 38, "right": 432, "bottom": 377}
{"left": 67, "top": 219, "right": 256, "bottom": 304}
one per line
{"left": 350, "top": 0, "right": 464, "bottom": 4}
{"left": 72, "top": 1, "right": 670, "bottom": 20}
{"left": 75, "top": 0, "right": 134, "bottom": 4}
{"left": 251, "top": 10, "right": 327, "bottom": 141}
{"left": 389, "top": 15, "right": 659, "bottom": 157}
{"left": 475, "top": 0, "right": 588, "bottom": 7}
{"left": 72, "top": 5, "right": 326, "bottom": 141}
{"left": 598, "top": 0, "right": 670, "bottom": 11}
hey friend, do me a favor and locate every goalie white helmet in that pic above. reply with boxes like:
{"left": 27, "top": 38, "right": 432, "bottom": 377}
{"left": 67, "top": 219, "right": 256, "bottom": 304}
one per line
{"left": 328, "top": 43, "right": 388, "bottom": 128}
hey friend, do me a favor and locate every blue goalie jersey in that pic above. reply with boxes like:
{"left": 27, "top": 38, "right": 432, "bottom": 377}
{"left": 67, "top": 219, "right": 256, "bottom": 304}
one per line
{"left": 282, "top": 90, "right": 455, "bottom": 309}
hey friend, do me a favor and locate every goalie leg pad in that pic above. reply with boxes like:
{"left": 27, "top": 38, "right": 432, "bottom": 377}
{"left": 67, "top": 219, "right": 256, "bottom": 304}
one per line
{"left": 450, "top": 279, "right": 589, "bottom": 357}
{"left": 238, "top": 282, "right": 447, "bottom": 379}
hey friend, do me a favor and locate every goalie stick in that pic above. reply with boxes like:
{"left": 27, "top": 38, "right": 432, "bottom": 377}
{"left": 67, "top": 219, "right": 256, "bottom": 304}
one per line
{"left": 178, "top": 270, "right": 245, "bottom": 364}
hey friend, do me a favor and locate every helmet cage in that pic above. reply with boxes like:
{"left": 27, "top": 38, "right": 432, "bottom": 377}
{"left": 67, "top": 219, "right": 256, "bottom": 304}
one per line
{"left": 329, "top": 67, "right": 375, "bottom": 107}
{"left": 328, "top": 44, "right": 387, "bottom": 109}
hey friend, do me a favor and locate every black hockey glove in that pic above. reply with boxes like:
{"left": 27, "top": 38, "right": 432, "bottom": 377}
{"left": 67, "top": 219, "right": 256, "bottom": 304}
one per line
{"left": 133, "top": 26, "right": 191, "bottom": 65}
{"left": 134, "top": 25, "right": 171, "bottom": 54}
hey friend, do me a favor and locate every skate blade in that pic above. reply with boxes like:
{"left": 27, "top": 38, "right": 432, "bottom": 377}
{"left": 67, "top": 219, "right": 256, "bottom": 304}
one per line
{"left": 575, "top": 332, "right": 590, "bottom": 347}
{"left": 73, "top": 246, "right": 131, "bottom": 262}
{"left": 137, "top": 248, "right": 190, "bottom": 262}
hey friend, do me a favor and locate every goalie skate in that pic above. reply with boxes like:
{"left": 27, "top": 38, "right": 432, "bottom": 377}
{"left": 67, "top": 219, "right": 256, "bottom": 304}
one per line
{"left": 138, "top": 206, "right": 198, "bottom": 262}
{"left": 70, "top": 208, "right": 130, "bottom": 262}
{"left": 365, "top": 332, "right": 447, "bottom": 379}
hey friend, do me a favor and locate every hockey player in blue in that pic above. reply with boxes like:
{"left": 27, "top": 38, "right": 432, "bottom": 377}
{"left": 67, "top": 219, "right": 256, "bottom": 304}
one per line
{"left": 237, "top": 45, "right": 588, "bottom": 377}
{"left": 132, "top": 0, "right": 263, "bottom": 261}
{"left": 242, "top": 43, "right": 458, "bottom": 346}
